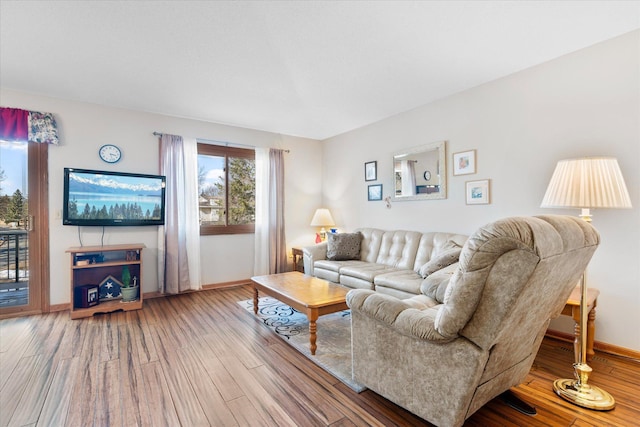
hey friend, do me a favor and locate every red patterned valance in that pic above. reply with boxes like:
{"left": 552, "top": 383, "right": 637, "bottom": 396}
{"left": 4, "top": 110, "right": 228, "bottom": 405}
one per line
{"left": 0, "top": 107, "right": 59, "bottom": 144}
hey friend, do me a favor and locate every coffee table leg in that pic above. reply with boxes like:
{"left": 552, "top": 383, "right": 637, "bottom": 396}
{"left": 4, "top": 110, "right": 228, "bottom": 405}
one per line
{"left": 253, "top": 286, "right": 259, "bottom": 314}
{"left": 309, "top": 310, "right": 319, "bottom": 355}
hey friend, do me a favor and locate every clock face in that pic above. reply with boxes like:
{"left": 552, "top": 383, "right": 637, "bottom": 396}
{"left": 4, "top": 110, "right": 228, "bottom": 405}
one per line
{"left": 423, "top": 170, "right": 431, "bottom": 181}
{"left": 99, "top": 144, "right": 122, "bottom": 163}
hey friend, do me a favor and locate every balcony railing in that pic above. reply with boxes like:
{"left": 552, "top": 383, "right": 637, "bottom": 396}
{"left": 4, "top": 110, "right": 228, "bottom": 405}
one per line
{"left": 0, "top": 229, "right": 29, "bottom": 283}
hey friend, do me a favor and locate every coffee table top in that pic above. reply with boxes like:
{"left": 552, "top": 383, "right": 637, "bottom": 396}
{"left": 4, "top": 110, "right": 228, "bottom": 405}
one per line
{"left": 251, "top": 272, "right": 348, "bottom": 309}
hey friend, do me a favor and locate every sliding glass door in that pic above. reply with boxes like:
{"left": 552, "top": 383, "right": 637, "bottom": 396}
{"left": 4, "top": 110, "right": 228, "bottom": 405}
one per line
{"left": 0, "top": 141, "right": 49, "bottom": 317}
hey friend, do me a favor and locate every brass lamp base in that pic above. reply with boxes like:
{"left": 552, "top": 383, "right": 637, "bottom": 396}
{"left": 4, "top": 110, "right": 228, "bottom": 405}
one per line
{"left": 553, "top": 363, "right": 615, "bottom": 411}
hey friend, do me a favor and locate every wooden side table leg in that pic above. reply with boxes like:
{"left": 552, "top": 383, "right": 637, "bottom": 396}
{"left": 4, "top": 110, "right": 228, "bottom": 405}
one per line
{"left": 292, "top": 253, "right": 300, "bottom": 272}
{"left": 308, "top": 310, "right": 319, "bottom": 355}
{"left": 253, "top": 286, "right": 259, "bottom": 314}
{"left": 586, "top": 307, "right": 596, "bottom": 362}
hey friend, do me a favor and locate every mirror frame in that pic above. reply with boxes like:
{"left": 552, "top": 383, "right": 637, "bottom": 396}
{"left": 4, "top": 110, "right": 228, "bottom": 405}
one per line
{"left": 392, "top": 140, "right": 447, "bottom": 201}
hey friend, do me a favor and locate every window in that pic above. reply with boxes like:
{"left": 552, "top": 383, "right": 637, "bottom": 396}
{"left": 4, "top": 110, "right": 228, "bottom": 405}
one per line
{"left": 197, "top": 143, "right": 255, "bottom": 235}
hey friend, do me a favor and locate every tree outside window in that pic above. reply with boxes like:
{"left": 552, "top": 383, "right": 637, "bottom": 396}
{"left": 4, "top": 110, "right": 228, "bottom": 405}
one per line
{"left": 197, "top": 143, "right": 255, "bottom": 235}
{"left": 0, "top": 168, "right": 28, "bottom": 228}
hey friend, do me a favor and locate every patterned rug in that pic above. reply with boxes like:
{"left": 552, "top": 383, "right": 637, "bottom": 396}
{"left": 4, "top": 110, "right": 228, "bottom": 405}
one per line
{"left": 239, "top": 297, "right": 366, "bottom": 392}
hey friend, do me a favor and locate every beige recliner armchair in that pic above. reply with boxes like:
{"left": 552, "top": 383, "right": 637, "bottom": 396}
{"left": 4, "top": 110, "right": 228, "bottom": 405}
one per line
{"left": 346, "top": 215, "right": 599, "bottom": 427}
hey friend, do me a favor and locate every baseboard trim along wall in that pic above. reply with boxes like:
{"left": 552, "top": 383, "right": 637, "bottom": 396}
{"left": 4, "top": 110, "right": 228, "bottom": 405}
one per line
{"left": 545, "top": 329, "right": 640, "bottom": 361}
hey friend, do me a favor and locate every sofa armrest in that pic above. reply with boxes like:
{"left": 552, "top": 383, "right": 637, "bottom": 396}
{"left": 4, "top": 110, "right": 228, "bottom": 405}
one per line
{"left": 346, "top": 289, "right": 453, "bottom": 342}
{"left": 302, "top": 242, "right": 327, "bottom": 276}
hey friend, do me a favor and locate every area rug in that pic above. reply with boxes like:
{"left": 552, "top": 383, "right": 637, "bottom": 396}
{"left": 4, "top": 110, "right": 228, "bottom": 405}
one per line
{"left": 239, "top": 297, "right": 366, "bottom": 392}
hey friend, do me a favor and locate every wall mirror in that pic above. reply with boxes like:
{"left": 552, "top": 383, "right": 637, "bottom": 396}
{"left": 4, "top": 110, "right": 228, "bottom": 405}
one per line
{"left": 393, "top": 140, "right": 447, "bottom": 201}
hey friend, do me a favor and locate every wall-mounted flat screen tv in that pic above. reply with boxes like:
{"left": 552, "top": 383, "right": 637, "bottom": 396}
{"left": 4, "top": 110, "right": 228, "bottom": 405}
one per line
{"left": 63, "top": 167, "right": 166, "bottom": 226}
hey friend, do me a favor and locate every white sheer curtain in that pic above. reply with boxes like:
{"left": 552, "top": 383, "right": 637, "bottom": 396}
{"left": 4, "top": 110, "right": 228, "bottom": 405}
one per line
{"left": 254, "top": 148, "right": 287, "bottom": 275}
{"left": 158, "top": 134, "right": 201, "bottom": 294}
{"left": 401, "top": 160, "right": 417, "bottom": 196}
{"left": 254, "top": 147, "right": 270, "bottom": 275}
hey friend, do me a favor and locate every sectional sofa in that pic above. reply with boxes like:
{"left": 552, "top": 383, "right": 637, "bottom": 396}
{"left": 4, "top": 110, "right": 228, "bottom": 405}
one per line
{"left": 302, "top": 228, "right": 468, "bottom": 300}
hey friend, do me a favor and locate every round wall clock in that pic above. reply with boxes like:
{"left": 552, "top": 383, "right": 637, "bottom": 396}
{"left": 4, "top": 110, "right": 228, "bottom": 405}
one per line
{"left": 423, "top": 170, "right": 431, "bottom": 181}
{"left": 99, "top": 144, "right": 122, "bottom": 163}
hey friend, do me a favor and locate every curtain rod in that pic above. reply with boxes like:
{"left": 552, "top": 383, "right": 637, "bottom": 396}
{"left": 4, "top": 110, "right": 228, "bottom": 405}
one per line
{"left": 153, "top": 132, "right": 289, "bottom": 153}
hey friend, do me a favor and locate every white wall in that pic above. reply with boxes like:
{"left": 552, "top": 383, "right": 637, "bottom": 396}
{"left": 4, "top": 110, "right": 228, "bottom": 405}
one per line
{"left": 0, "top": 89, "right": 323, "bottom": 304}
{"left": 322, "top": 31, "right": 640, "bottom": 351}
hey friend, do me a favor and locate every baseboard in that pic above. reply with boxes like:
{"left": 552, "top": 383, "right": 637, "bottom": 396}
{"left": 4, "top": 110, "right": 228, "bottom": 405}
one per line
{"left": 50, "top": 303, "right": 69, "bottom": 312}
{"left": 143, "top": 291, "right": 163, "bottom": 300}
{"left": 545, "top": 329, "right": 640, "bottom": 361}
{"left": 202, "top": 279, "right": 252, "bottom": 290}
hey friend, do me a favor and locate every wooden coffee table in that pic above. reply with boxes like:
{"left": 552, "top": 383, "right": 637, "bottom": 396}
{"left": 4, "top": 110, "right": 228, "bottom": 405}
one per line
{"left": 251, "top": 271, "right": 349, "bottom": 355}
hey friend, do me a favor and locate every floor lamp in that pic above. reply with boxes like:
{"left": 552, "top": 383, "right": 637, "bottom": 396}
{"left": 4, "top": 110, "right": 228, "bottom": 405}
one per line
{"left": 541, "top": 157, "right": 632, "bottom": 410}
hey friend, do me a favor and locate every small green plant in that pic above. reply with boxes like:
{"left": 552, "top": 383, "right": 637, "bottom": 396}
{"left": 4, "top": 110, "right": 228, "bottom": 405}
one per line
{"left": 122, "top": 265, "right": 131, "bottom": 288}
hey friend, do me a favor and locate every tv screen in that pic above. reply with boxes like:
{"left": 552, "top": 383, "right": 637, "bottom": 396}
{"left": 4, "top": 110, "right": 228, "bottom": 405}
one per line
{"left": 63, "top": 168, "right": 166, "bottom": 226}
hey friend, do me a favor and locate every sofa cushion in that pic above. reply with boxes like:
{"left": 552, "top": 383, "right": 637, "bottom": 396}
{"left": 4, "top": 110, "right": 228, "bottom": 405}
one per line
{"left": 340, "top": 275, "right": 377, "bottom": 290}
{"left": 413, "top": 233, "right": 468, "bottom": 272}
{"left": 327, "top": 232, "right": 363, "bottom": 260}
{"left": 374, "top": 270, "right": 423, "bottom": 295}
{"left": 314, "top": 259, "right": 366, "bottom": 273}
{"left": 420, "top": 263, "right": 458, "bottom": 303}
{"left": 419, "top": 247, "right": 462, "bottom": 278}
{"left": 355, "top": 228, "right": 386, "bottom": 263}
{"left": 374, "top": 230, "right": 422, "bottom": 269}
{"left": 339, "top": 263, "right": 400, "bottom": 282}
{"left": 314, "top": 268, "right": 340, "bottom": 283}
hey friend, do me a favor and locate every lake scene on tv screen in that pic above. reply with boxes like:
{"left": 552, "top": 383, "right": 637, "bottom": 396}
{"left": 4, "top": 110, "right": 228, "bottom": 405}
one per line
{"left": 67, "top": 171, "right": 164, "bottom": 221}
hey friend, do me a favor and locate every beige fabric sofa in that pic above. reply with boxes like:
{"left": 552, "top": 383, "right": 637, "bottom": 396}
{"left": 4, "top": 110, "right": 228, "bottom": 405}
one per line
{"left": 302, "top": 228, "right": 468, "bottom": 299}
{"left": 346, "top": 215, "right": 599, "bottom": 427}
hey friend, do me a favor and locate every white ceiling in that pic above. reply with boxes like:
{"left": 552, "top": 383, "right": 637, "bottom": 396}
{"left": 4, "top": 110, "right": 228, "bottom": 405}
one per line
{"left": 1, "top": 1, "right": 639, "bottom": 140}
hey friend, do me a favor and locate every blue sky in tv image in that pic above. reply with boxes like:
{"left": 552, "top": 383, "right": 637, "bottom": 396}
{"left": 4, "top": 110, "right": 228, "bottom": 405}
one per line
{"left": 0, "top": 141, "right": 27, "bottom": 197}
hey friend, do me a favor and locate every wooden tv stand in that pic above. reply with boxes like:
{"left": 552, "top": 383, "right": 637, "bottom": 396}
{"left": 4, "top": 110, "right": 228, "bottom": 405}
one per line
{"left": 67, "top": 243, "right": 145, "bottom": 319}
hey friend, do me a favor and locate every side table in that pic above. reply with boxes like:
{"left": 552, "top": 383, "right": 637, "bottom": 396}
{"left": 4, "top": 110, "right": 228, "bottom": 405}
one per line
{"left": 292, "top": 247, "right": 304, "bottom": 273}
{"left": 560, "top": 286, "right": 599, "bottom": 363}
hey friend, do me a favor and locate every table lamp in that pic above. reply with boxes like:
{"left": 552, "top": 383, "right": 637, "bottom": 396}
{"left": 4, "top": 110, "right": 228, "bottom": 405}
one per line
{"left": 541, "top": 156, "right": 632, "bottom": 410}
{"left": 310, "top": 208, "right": 335, "bottom": 242}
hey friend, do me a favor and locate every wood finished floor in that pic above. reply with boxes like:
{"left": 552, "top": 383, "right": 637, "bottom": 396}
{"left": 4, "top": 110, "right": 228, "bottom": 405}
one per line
{"left": 1, "top": 285, "right": 638, "bottom": 426}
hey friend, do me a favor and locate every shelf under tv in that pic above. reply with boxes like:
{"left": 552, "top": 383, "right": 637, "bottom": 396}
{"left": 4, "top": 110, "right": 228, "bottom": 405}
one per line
{"left": 67, "top": 243, "right": 146, "bottom": 319}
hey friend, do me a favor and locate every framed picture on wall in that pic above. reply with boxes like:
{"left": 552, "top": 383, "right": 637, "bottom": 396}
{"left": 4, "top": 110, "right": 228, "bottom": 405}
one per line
{"left": 365, "top": 161, "right": 377, "bottom": 181}
{"left": 453, "top": 150, "right": 477, "bottom": 175}
{"left": 466, "top": 179, "right": 490, "bottom": 204}
{"left": 368, "top": 184, "right": 383, "bottom": 201}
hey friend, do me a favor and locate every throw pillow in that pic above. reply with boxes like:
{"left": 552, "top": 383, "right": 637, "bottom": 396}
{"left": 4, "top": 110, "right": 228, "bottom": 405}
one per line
{"left": 419, "top": 247, "right": 462, "bottom": 278}
{"left": 420, "top": 269, "right": 456, "bottom": 303}
{"left": 326, "top": 232, "right": 363, "bottom": 261}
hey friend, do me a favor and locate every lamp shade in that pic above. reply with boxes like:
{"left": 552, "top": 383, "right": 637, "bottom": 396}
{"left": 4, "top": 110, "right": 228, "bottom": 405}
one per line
{"left": 541, "top": 157, "right": 632, "bottom": 209}
{"left": 310, "top": 208, "right": 335, "bottom": 227}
